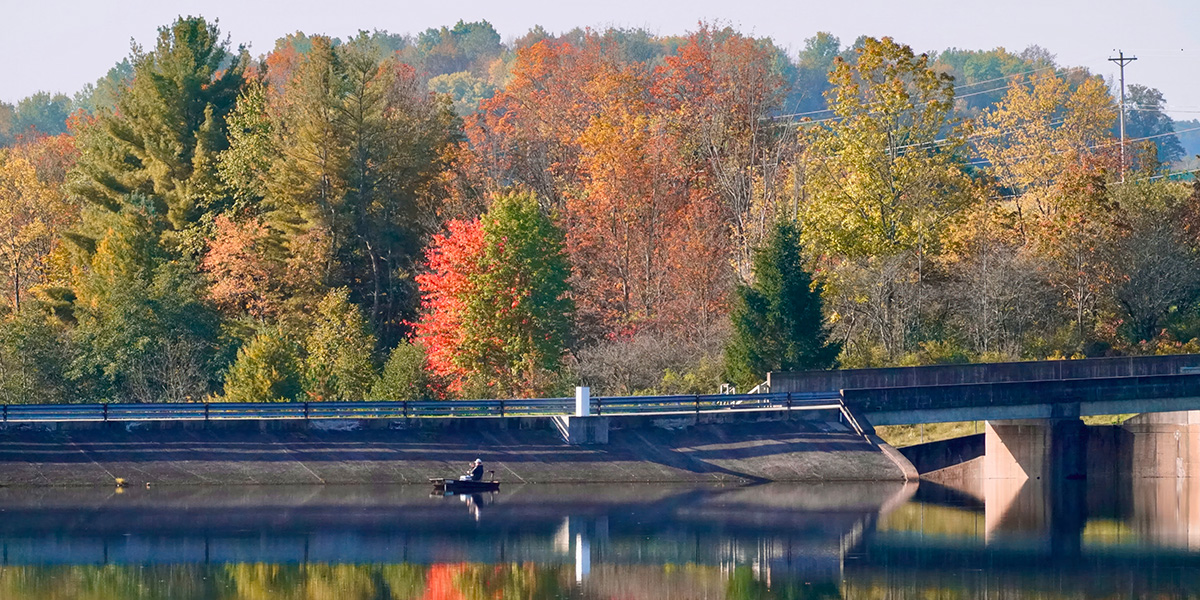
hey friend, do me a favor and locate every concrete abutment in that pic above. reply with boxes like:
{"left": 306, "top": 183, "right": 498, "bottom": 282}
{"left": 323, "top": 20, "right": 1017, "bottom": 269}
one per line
{"left": 904, "top": 410, "right": 1200, "bottom": 482}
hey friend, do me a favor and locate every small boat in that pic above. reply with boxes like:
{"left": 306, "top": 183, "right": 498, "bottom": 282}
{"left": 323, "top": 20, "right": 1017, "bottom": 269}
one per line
{"left": 429, "top": 477, "right": 500, "bottom": 493}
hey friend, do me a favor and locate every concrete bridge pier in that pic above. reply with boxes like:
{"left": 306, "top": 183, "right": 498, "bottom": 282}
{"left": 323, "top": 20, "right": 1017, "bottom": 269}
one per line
{"left": 984, "top": 406, "right": 1088, "bottom": 482}
{"left": 1123, "top": 411, "right": 1200, "bottom": 478}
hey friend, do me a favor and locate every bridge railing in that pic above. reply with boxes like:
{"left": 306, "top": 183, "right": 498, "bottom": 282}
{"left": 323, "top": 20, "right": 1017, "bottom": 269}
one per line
{"left": 0, "top": 391, "right": 843, "bottom": 423}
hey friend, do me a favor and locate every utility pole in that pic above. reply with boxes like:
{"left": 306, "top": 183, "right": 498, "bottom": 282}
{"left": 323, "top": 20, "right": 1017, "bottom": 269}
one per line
{"left": 1109, "top": 50, "right": 1137, "bottom": 180}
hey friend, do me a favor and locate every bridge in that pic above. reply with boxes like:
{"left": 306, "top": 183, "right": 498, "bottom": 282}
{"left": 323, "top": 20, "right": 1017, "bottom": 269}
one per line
{"left": 770, "top": 353, "right": 1200, "bottom": 481}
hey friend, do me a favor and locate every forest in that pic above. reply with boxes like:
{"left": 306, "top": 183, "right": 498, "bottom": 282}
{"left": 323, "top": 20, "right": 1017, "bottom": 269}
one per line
{"left": 1, "top": 16, "right": 1198, "bottom": 403}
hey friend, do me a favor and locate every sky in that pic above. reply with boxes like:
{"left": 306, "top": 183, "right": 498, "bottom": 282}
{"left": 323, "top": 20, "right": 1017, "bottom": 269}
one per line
{"left": 4, "top": 0, "right": 1200, "bottom": 119}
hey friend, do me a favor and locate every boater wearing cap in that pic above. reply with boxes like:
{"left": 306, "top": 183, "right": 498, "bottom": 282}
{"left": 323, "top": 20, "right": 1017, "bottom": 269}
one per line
{"left": 469, "top": 459, "right": 484, "bottom": 481}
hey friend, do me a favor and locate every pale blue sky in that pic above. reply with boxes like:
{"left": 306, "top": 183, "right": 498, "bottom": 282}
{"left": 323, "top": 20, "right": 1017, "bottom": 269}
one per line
{"left": 5, "top": 0, "right": 1199, "bottom": 117}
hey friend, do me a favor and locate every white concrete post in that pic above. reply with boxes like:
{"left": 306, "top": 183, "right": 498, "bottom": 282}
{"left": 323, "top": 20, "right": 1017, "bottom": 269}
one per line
{"left": 575, "top": 386, "right": 591, "bottom": 417}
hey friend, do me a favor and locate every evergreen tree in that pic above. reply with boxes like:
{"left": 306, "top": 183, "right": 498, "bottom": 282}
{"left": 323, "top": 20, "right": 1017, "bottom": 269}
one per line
{"left": 263, "top": 34, "right": 459, "bottom": 343}
{"left": 303, "top": 287, "right": 377, "bottom": 401}
{"left": 69, "top": 16, "right": 246, "bottom": 247}
{"left": 222, "top": 328, "right": 303, "bottom": 402}
{"left": 725, "top": 221, "right": 839, "bottom": 388}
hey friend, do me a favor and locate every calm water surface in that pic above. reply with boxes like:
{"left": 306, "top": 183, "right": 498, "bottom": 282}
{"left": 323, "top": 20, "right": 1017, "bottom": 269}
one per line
{"left": 0, "top": 477, "right": 1198, "bottom": 599}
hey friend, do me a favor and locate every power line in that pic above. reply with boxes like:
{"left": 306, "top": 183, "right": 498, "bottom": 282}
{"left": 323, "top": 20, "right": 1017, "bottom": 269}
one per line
{"left": 1119, "top": 168, "right": 1198, "bottom": 183}
{"left": 773, "top": 65, "right": 1085, "bottom": 121}
{"left": 785, "top": 81, "right": 1041, "bottom": 127}
{"left": 964, "top": 125, "right": 1200, "bottom": 166}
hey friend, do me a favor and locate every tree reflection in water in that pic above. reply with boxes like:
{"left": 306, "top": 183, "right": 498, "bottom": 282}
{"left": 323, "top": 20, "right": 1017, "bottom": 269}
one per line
{"left": 2, "top": 479, "right": 1200, "bottom": 599}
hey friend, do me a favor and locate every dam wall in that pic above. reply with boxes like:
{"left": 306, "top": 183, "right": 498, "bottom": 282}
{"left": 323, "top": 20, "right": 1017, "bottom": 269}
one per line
{"left": 0, "top": 409, "right": 912, "bottom": 486}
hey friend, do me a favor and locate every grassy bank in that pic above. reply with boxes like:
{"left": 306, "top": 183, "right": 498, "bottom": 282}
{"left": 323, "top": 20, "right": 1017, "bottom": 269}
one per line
{"left": 877, "top": 414, "right": 1137, "bottom": 448}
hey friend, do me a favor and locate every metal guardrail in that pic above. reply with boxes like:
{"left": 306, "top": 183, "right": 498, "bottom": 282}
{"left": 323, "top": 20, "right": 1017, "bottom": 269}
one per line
{"left": 0, "top": 392, "right": 843, "bottom": 423}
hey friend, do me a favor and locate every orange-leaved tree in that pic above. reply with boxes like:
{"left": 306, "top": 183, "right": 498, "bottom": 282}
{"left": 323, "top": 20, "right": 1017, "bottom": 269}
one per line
{"left": 416, "top": 191, "right": 573, "bottom": 397}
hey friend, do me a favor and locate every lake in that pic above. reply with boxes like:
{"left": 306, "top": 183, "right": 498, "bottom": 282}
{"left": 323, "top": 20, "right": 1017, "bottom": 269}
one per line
{"left": 0, "top": 476, "right": 1197, "bottom": 598}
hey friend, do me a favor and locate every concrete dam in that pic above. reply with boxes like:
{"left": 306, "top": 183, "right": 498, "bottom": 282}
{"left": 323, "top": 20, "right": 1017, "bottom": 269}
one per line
{"left": 0, "top": 409, "right": 913, "bottom": 487}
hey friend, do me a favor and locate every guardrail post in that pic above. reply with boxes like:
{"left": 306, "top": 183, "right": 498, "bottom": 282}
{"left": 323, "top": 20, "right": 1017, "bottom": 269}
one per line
{"left": 694, "top": 395, "right": 700, "bottom": 418}
{"left": 403, "top": 400, "right": 408, "bottom": 419}
{"left": 204, "top": 403, "right": 210, "bottom": 423}
{"left": 787, "top": 393, "right": 792, "bottom": 413}
{"left": 304, "top": 402, "right": 309, "bottom": 420}
{"left": 499, "top": 399, "right": 505, "bottom": 418}
{"left": 103, "top": 403, "right": 108, "bottom": 422}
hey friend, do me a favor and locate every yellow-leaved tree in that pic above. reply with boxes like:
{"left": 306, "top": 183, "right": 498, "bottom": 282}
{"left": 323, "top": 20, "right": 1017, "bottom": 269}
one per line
{"left": 798, "top": 37, "right": 979, "bottom": 362}
{"left": 0, "top": 144, "right": 75, "bottom": 313}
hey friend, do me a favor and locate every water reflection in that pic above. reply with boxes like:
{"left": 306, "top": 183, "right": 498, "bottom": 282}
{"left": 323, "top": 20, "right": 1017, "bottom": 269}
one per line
{"left": 0, "top": 477, "right": 1198, "bottom": 598}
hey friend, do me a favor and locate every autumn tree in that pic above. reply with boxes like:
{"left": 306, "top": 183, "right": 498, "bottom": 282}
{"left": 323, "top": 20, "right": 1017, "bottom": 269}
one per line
{"left": 470, "top": 30, "right": 750, "bottom": 346}
{"left": 657, "top": 26, "right": 790, "bottom": 281}
{"left": 571, "top": 53, "right": 725, "bottom": 338}
{"left": 973, "top": 71, "right": 1121, "bottom": 347}
{"left": 800, "top": 37, "right": 977, "bottom": 360}
{"left": 201, "top": 214, "right": 286, "bottom": 319}
{"left": 0, "top": 140, "right": 77, "bottom": 312}
{"left": 725, "top": 221, "right": 839, "bottom": 388}
{"left": 973, "top": 72, "right": 1117, "bottom": 241}
{"left": 801, "top": 37, "right": 973, "bottom": 259}
{"left": 416, "top": 191, "right": 573, "bottom": 397}
{"left": 940, "top": 201, "right": 1056, "bottom": 358}
{"left": 1108, "top": 179, "right": 1200, "bottom": 343}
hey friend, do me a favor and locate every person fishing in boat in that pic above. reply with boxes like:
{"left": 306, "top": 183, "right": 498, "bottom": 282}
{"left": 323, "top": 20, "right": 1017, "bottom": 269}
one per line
{"left": 460, "top": 458, "right": 484, "bottom": 481}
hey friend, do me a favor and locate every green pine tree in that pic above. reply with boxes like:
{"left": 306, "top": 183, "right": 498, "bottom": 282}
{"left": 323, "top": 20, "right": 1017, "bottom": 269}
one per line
{"left": 69, "top": 16, "right": 247, "bottom": 247}
{"left": 725, "top": 221, "right": 839, "bottom": 388}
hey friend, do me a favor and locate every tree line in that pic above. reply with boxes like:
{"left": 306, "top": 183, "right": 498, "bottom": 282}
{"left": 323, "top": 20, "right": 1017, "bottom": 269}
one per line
{"left": 0, "top": 16, "right": 1197, "bottom": 403}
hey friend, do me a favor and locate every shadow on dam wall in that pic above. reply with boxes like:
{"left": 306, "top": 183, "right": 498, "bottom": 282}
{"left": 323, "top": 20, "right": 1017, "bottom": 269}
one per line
{"left": 0, "top": 409, "right": 911, "bottom": 486}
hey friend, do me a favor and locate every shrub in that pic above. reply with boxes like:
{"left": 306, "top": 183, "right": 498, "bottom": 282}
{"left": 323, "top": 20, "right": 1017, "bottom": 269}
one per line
{"left": 371, "top": 341, "right": 432, "bottom": 401}
{"left": 303, "top": 288, "right": 378, "bottom": 401}
{"left": 221, "top": 328, "right": 303, "bottom": 402}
